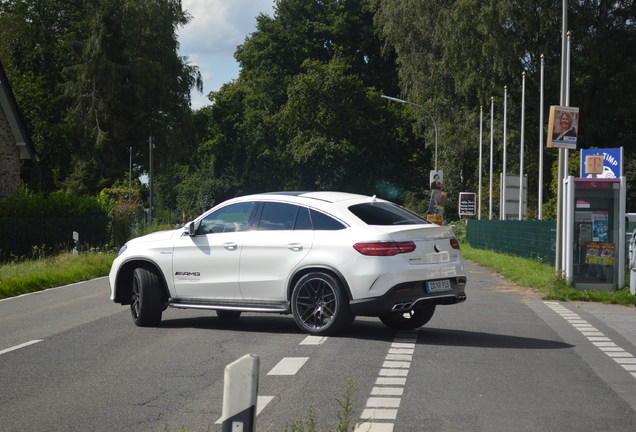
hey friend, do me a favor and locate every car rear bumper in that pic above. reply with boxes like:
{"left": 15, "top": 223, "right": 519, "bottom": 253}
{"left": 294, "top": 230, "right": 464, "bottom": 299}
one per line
{"left": 348, "top": 277, "right": 467, "bottom": 317}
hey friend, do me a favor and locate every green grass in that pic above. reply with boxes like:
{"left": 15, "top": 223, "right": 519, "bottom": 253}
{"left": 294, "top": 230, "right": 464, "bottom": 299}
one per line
{"left": 0, "top": 252, "right": 116, "bottom": 299}
{"left": 462, "top": 243, "right": 635, "bottom": 306}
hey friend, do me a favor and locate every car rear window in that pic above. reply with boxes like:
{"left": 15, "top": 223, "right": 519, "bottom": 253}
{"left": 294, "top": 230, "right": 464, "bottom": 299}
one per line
{"left": 348, "top": 202, "right": 429, "bottom": 226}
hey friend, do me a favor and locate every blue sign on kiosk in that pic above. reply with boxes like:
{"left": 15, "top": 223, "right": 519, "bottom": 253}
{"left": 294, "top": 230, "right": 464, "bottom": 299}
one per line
{"left": 580, "top": 148, "right": 622, "bottom": 178}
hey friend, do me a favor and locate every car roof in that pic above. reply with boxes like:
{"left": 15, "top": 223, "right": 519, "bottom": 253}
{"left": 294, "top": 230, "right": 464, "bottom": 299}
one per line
{"left": 261, "top": 191, "right": 375, "bottom": 203}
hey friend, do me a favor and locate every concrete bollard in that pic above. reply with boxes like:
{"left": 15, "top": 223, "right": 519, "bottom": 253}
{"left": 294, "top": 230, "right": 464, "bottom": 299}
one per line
{"left": 221, "top": 354, "right": 260, "bottom": 432}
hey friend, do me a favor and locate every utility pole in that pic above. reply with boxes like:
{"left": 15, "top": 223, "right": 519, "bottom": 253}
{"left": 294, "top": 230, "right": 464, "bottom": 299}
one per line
{"left": 555, "top": 0, "right": 568, "bottom": 272}
{"left": 149, "top": 136, "right": 154, "bottom": 223}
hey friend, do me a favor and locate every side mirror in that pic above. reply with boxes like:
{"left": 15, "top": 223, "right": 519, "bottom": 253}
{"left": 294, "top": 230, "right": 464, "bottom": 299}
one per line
{"left": 185, "top": 221, "right": 196, "bottom": 236}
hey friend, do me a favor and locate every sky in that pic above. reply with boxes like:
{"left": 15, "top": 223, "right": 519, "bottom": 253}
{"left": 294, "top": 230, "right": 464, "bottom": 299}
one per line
{"left": 177, "top": 0, "right": 276, "bottom": 110}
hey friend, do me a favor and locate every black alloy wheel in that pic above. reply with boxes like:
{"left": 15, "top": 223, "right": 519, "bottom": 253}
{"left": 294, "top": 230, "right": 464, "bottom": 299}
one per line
{"left": 291, "top": 271, "right": 353, "bottom": 336}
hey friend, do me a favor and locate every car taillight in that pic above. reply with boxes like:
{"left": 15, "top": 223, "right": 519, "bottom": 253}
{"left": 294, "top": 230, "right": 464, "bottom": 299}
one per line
{"left": 353, "top": 241, "right": 416, "bottom": 256}
{"left": 450, "top": 238, "right": 460, "bottom": 249}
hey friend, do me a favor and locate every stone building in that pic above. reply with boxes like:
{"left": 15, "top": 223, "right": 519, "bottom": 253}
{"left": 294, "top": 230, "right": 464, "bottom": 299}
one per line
{"left": 0, "top": 60, "right": 35, "bottom": 199}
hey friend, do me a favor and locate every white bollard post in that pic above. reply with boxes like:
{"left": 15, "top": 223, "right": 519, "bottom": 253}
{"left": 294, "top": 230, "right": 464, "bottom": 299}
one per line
{"left": 72, "top": 231, "right": 79, "bottom": 256}
{"left": 221, "top": 354, "right": 260, "bottom": 432}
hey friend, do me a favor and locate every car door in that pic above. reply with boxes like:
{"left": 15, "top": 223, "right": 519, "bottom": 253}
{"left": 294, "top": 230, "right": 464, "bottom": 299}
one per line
{"left": 171, "top": 201, "right": 256, "bottom": 300}
{"left": 238, "top": 202, "right": 314, "bottom": 301}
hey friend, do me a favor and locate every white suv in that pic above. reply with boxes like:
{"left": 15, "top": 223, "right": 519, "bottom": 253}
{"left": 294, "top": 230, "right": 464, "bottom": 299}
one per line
{"left": 109, "top": 192, "right": 467, "bottom": 335}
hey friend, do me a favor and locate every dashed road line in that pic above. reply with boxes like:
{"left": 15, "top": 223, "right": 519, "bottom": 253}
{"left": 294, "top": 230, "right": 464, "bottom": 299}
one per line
{"left": 267, "top": 356, "right": 309, "bottom": 375}
{"left": 544, "top": 301, "right": 636, "bottom": 380}
{"left": 354, "top": 330, "right": 417, "bottom": 432}
{"left": 0, "top": 339, "right": 43, "bottom": 355}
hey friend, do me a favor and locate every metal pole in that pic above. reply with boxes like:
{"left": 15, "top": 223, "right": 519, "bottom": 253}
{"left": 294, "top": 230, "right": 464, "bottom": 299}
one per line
{"left": 380, "top": 95, "right": 438, "bottom": 171}
{"left": 538, "top": 55, "right": 544, "bottom": 220}
{"left": 519, "top": 72, "right": 526, "bottom": 220}
{"left": 489, "top": 97, "right": 494, "bottom": 220}
{"left": 556, "top": 0, "right": 568, "bottom": 272}
{"left": 149, "top": 136, "right": 154, "bottom": 224}
{"left": 129, "top": 146, "right": 132, "bottom": 200}
{"left": 479, "top": 106, "right": 483, "bottom": 220}
{"left": 501, "top": 86, "right": 507, "bottom": 220}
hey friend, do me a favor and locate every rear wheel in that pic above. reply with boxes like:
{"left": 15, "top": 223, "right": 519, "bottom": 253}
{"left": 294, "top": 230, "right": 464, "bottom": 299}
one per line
{"left": 216, "top": 310, "right": 242, "bottom": 320}
{"left": 291, "top": 271, "right": 353, "bottom": 335}
{"left": 379, "top": 304, "right": 436, "bottom": 330}
{"left": 131, "top": 267, "right": 164, "bottom": 327}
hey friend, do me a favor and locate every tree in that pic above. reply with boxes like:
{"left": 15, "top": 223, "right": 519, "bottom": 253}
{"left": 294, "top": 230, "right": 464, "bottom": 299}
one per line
{"left": 0, "top": 0, "right": 202, "bottom": 195}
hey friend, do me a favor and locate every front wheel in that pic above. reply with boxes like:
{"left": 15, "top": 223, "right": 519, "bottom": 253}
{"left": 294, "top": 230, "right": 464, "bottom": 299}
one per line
{"left": 379, "top": 304, "right": 436, "bottom": 330}
{"left": 131, "top": 267, "right": 164, "bottom": 327}
{"left": 291, "top": 272, "right": 353, "bottom": 336}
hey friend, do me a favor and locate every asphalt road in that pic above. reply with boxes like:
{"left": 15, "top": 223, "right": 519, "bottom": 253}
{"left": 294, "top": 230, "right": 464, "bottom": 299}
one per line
{"left": 1, "top": 262, "right": 636, "bottom": 432}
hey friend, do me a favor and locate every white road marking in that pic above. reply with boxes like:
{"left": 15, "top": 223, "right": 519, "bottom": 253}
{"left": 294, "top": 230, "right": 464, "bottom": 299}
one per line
{"left": 356, "top": 331, "right": 419, "bottom": 432}
{"left": 371, "top": 387, "right": 404, "bottom": 396}
{"left": 375, "top": 377, "right": 406, "bottom": 386}
{"left": 267, "top": 357, "right": 309, "bottom": 375}
{"left": 300, "top": 335, "right": 328, "bottom": 345}
{"left": 354, "top": 422, "right": 394, "bottom": 432}
{"left": 0, "top": 340, "right": 43, "bottom": 355}
{"left": 366, "top": 397, "right": 401, "bottom": 408}
{"left": 545, "top": 301, "right": 636, "bottom": 381}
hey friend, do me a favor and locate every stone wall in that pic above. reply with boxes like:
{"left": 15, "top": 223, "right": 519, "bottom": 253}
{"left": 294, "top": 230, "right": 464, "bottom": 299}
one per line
{"left": 0, "top": 108, "right": 20, "bottom": 199}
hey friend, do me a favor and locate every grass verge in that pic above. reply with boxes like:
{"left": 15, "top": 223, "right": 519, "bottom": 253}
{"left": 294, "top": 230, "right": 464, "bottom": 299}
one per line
{"left": 0, "top": 252, "right": 116, "bottom": 299}
{"left": 462, "top": 243, "right": 635, "bottom": 306}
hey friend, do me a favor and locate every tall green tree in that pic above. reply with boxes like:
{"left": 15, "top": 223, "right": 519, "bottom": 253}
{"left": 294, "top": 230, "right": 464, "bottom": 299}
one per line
{"left": 183, "top": 0, "right": 416, "bottom": 210}
{"left": 376, "top": 0, "right": 636, "bottom": 217}
{"left": 0, "top": 0, "right": 202, "bottom": 195}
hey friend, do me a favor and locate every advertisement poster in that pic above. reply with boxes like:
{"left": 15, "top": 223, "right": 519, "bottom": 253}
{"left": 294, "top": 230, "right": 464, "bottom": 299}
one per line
{"left": 428, "top": 190, "right": 446, "bottom": 215}
{"left": 427, "top": 215, "right": 442, "bottom": 225}
{"left": 592, "top": 211, "right": 609, "bottom": 242}
{"left": 585, "top": 242, "right": 615, "bottom": 265}
{"left": 429, "top": 170, "right": 444, "bottom": 190}
{"left": 547, "top": 106, "right": 579, "bottom": 149}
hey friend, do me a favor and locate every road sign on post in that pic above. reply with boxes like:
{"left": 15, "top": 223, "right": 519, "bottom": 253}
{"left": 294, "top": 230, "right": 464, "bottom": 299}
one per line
{"left": 458, "top": 192, "right": 476, "bottom": 217}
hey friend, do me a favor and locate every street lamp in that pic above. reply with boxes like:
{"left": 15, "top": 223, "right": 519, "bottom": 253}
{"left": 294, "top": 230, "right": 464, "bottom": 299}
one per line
{"left": 381, "top": 95, "right": 439, "bottom": 171}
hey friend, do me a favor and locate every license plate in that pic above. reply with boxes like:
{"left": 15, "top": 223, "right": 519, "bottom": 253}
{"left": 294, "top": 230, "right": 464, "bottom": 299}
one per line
{"left": 426, "top": 280, "right": 452, "bottom": 293}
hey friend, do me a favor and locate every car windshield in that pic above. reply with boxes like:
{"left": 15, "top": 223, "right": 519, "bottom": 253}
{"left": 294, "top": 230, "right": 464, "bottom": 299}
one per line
{"left": 348, "top": 202, "right": 429, "bottom": 226}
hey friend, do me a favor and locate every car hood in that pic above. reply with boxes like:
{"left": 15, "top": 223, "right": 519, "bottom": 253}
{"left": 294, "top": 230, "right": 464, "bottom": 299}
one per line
{"left": 127, "top": 228, "right": 183, "bottom": 245}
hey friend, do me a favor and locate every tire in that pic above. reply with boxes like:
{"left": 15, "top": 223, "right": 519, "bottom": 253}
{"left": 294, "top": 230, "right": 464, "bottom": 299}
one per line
{"left": 131, "top": 267, "right": 164, "bottom": 327}
{"left": 291, "top": 271, "right": 354, "bottom": 336}
{"left": 216, "top": 310, "right": 242, "bottom": 320}
{"left": 379, "top": 304, "right": 436, "bottom": 330}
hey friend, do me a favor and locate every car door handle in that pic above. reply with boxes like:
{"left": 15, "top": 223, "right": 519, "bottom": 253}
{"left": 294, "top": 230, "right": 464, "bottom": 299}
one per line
{"left": 223, "top": 242, "right": 238, "bottom": 251}
{"left": 288, "top": 243, "right": 303, "bottom": 252}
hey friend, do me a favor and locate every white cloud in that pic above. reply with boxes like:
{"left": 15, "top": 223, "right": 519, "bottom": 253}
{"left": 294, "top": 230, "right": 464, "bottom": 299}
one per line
{"left": 178, "top": 0, "right": 276, "bottom": 109}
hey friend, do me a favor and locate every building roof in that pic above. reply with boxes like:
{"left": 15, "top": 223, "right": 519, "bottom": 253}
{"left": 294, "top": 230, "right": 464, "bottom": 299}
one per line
{"left": 0, "top": 60, "right": 35, "bottom": 159}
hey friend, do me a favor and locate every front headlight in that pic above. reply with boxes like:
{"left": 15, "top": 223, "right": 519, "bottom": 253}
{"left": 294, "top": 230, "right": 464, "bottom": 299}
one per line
{"left": 118, "top": 244, "right": 128, "bottom": 256}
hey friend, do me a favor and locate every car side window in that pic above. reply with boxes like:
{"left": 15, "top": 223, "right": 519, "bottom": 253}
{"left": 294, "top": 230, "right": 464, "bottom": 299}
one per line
{"left": 198, "top": 202, "right": 256, "bottom": 234}
{"left": 258, "top": 202, "right": 298, "bottom": 231}
{"left": 294, "top": 206, "right": 313, "bottom": 230}
{"left": 310, "top": 209, "right": 346, "bottom": 230}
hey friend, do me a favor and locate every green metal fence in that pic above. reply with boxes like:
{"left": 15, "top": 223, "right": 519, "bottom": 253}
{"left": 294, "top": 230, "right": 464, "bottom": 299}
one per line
{"left": 467, "top": 220, "right": 556, "bottom": 263}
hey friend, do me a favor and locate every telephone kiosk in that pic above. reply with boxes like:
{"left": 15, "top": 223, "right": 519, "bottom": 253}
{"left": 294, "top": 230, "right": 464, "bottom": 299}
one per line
{"left": 563, "top": 177, "right": 626, "bottom": 291}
